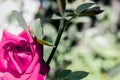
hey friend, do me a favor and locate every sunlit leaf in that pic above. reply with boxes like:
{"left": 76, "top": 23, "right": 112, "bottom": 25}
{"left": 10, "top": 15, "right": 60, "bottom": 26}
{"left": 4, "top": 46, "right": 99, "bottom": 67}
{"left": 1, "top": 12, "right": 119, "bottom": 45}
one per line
{"left": 30, "top": 19, "right": 43, "bottom": 39}
{"left": 76, "top": 3, "right": 95, "bottom": 15}
{"left": 37, "top": 38, "right": 54, "bottom": 47}
{"left": 12, "top": 10, "right": 28, "bottom": 32}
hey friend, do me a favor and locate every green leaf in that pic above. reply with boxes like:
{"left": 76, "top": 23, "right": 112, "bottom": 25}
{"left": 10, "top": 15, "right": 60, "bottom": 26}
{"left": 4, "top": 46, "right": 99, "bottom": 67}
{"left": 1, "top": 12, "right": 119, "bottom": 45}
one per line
{"left": 79, "top": 6, "right": 103, "bottom": 16}
{"left": 12, "top": 10, "right": 28, "bottom": 32}
{"left": 52, "top": 13, "right": 63, "bottom": 20}
{"left": 66, "top": 71, "right": 89, "bottom": 80}
{"left": 52, "top": 10, "right": 74, "bottom": 19}
{"left": 30, "top": 19, "right": 43, "bottom": 39}
{"left": 57, "top": 70, "right": 72, "bottom": 78}
{"left": 76, "top": 3, "right": 95, "bottom": 15}
{"left": 55, "top": 11, "right": 63, "bottom": 17}
{"left": 79, "top": 11, "right": 96, "bottom": 16}
{"left": 64, "top": 10, "right": 75, "bottom": 17}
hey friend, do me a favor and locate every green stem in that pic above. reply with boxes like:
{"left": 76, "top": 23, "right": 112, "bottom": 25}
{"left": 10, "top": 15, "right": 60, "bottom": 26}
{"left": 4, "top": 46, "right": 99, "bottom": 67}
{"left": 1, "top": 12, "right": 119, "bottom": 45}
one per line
{"left": 46, "top": 15, "right": 76, "bottom": 65}
{"left": 63, "top": 15, "right": 76, "bottom": 30}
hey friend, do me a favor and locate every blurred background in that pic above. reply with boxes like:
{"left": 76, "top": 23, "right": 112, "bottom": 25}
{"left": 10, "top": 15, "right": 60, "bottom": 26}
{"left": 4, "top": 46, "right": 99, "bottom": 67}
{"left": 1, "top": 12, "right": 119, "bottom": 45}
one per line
{"left": 0, "top": 0, "right": 120, "bottom": 80}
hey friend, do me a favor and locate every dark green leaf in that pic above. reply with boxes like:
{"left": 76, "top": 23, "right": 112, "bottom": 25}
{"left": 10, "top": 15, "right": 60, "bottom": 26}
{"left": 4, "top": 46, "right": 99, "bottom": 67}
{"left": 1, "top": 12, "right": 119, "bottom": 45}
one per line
{"left": 55, "top": 11, "right": 63, "bottom": 17}
{"left": 66, "top": 71, "right": 89, "bottom": 80}
{"left": 79, "top": 6, "right": 103, "bottom": 16}
{"left": 68, "top": 0, "right": 76, "bottom": 3}
{"left": 76, "top": 3, "right": 95, "bottom": 15}
{"left": 52, "top": 10, "right": 75, "bottom": 19}
{"left": 58, "top": 70, "right": 72, "bottom": 78}
{"left": 86, "top": 6, "right": 103, "bottom": 14}
{"left": 64, "top": 10, "right": 75, "bottom": 17}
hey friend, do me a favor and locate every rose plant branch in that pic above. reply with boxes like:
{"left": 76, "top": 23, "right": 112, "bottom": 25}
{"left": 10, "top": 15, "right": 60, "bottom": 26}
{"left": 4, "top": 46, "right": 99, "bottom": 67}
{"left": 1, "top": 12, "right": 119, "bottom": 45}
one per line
{"left": 47, "top": 15, "right": 76, "bottom": 65}
{"left": 46, "top": 18, "right": 64, "bottom": 65}
{"left": 46, "top": 2, "right": 103, "bottom": 65}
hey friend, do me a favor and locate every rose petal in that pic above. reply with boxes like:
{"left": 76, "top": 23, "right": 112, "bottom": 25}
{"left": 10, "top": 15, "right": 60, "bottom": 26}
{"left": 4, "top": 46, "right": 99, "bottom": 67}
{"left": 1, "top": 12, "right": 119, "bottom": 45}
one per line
{"left": 8, "top": 52, "right": 22, "bottom": 74}
{"left": 26, "top": 50, "right": 39, "bottom": 74}
{"left": 0, "top": 42, "right": 7, "bottom": 69}
{"left": 18, "top": 30, "right": 33, "bottom": 42}
{"left": 28, "top": 63, "right": 40, "bottom": 80}
{"left": 1, "top": 31, "right": 25, "bottom": 43}
{"left": 1, "top": 72, "right": 30, "bottom": 80}
{"left": 0, "top": 30, "right": 49, "bottom": 80}
{"left": 38, "top": 74, "right": 46, "bottom": 80}
{"left": 14, "top": 52, "right": 32, "bottom": 72}
{"left": 1, "top": 72, "right": 18, "bottom": 80}
{"left": 0, "top": 41, "right": 17, "bottom": 69}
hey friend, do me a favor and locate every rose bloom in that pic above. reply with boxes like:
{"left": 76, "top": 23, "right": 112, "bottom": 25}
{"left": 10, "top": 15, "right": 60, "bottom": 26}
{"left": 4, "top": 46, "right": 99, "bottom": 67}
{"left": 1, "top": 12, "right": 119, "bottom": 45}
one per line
{"left": 0, "top": 30, "right": 49, "bottom": 80}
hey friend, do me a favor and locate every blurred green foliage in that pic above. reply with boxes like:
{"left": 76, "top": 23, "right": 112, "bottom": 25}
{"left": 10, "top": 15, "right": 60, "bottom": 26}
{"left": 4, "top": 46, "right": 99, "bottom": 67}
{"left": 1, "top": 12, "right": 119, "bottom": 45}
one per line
{"left": 6, "top": 0, "right": 120, "bottom": 80}
{"left": 35, "top": 0, "right": 120, "bottom": 80}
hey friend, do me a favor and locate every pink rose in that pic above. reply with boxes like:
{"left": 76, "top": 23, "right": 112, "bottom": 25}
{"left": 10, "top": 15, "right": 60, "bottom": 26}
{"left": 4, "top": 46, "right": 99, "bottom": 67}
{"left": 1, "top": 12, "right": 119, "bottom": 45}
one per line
{"left": 0, "top": 30, "right": 49, "bottom": 80}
